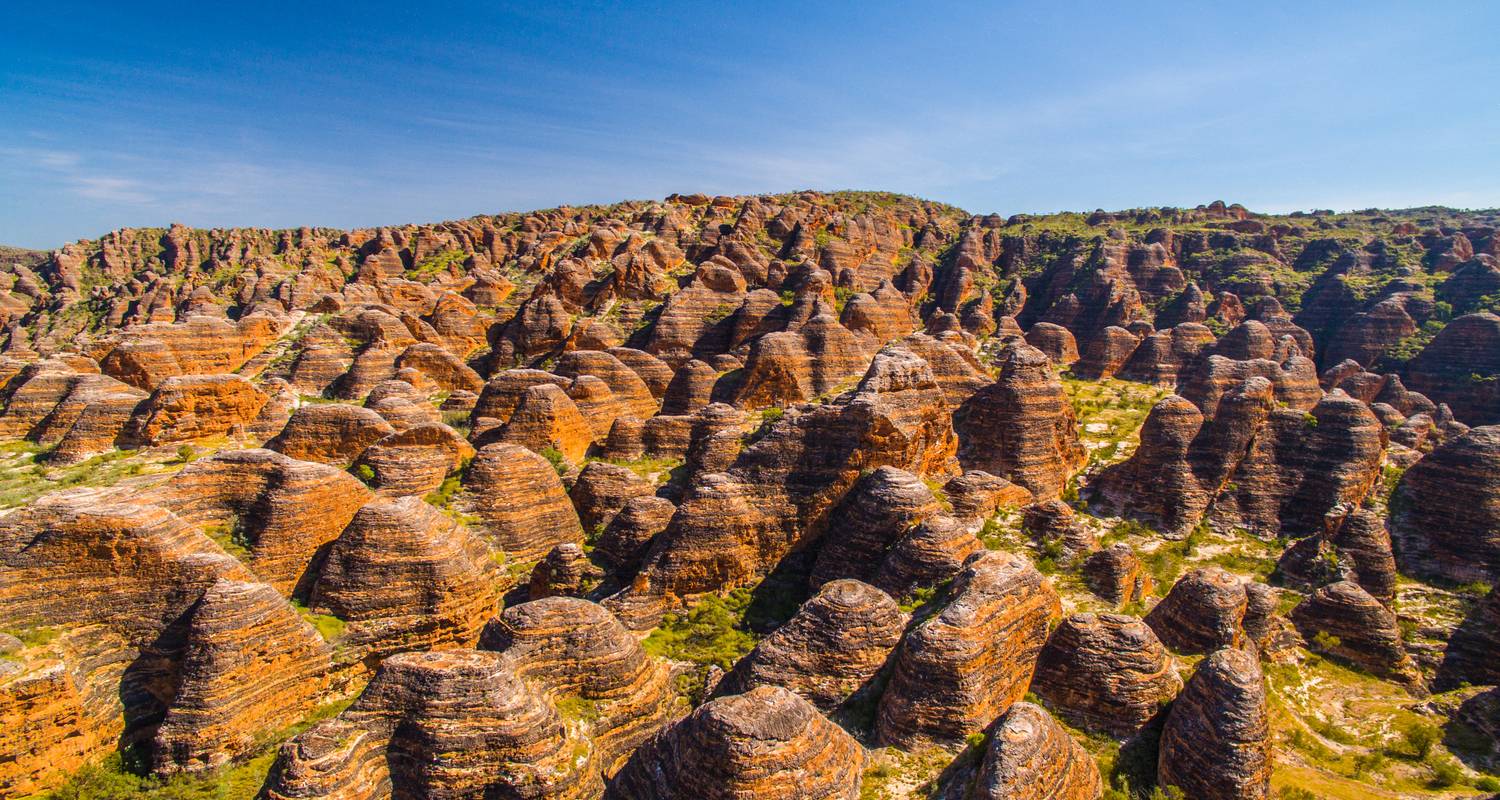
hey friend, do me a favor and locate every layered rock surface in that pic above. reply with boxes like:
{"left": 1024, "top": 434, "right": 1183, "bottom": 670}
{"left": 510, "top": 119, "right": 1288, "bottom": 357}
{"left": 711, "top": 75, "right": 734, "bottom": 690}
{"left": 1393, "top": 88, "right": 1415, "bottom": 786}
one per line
{"left": 876, "top": 551, "right": 1060, "bottom": 747}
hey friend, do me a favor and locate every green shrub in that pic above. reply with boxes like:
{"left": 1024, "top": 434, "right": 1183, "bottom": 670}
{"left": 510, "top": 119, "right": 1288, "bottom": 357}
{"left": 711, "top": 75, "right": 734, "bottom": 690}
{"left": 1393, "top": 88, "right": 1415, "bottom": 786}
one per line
{"left": 539, "top": 447, "right": 568, "bottom": 477}
{"left": 290, "top": 599, "right": 346, "bottom": 642}
{"left": 1399, "top": 721, "right": 1439, "bottom": 760}
{"left": 1427, "top": 754, "right": 1461, "bottom": 788}
{"left": 642, "top": 588, "right": 757, "bottom": 670}
{"left": 1311, "top": 630, "right": 1343, "bottom": 652}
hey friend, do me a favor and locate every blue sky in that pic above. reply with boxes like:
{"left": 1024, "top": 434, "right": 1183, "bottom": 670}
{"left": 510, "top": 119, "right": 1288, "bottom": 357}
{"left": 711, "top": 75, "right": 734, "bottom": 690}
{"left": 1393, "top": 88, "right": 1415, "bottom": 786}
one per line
{"left": 2, "top": 1, "right": 1498, "bottom": 248}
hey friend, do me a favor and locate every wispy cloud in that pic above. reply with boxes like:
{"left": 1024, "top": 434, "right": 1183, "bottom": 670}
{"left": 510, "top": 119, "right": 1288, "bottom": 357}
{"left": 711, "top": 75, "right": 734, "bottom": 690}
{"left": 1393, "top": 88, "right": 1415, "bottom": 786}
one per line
{"left": 71, "top": 175, "right": 153, "bottom": 203}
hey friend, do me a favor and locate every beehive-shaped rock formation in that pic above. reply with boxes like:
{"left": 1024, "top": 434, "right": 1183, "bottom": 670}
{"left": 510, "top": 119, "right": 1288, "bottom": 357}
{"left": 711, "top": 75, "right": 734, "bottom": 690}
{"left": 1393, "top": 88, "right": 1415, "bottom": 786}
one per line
{"left": 876, "top": 551, "right": 1060, "bottom": 747}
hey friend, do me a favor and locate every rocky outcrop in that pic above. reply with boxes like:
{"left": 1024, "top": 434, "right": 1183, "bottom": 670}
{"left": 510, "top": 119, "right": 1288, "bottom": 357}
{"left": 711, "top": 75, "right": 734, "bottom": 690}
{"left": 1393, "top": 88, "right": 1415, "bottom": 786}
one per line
{"left": 558, "top": 349, "right": 660, "bottom": 420}
{"left": 876, "top": 551, "right": 1060, "bottom": 747}
{"left": 394, "top": 342, "right": 483, "bottom": 394}
{"left": 1274, "top": 507, "right": 1396, "bottom": 606}
{"left": 570, "top": 461, "right": 655, "bottom": 534}
{"left": 153, "top": 579, "right": 334, "bottom": 774}
{"left": 1118, "top": 323, "right": 1215, "bottom": 386}
{"left": 808, "top": 466, "right": 942, "bottom": 587}
{"left": 1179, "top": 352, "right": 1320, "bottom": 421}
{"left": 1158, "top": 647, "right": 1271, "bottom": 800}
{"left": 956, "top": 343, "right": 1084, "bottom": 499}
{"left": 153, "top": 447, "right": 372, "bottom": 594}
{"left": 268, "top": 402, "right": 396, "bottom": 464}
{"left": 717, "top": 579, "right": 904, "bottom": 710}
{"left": 0, "top": 655, "right": 114, "bottom": 797}
{"left": 659, "top": 359, "right": 719, "bottom": 415}
{"left": 470, "top": 369, "right": 572, "bottom": 427}
{"left": 872, "top": 515, "right": 986, "bottom": 599}
{"left": 527, "top": 543, "right": 601, "bottom": 599}
{"left": 1144, "top": 568, "right": 1247, "bottom": 654}
{"left": 265, "top": 650, "right": 581, "bottom": 800}
{"left": 1024, "top": 322, "right": 1079, "bottom": 366}
{"left": 1404, "top": 312, "right": 1500, "bottom": 426}
{"left": 352, "top": 422, "right": 474, "bottom": 497}
{"left": 1031, "top": 612, "right": 1180, "bottom": 736}
{"left": 1436, "top": 587, "right": 1500, "bottom": 690}
{"left": 1094, "top": 383, "right": 1385, "bottom": 538}
{"left": 0, "top": 496, "right": 255, "bottom": 789}
{"left": 459, "top": 443, "right": 584, "bottom": 561}
{"left": 1072, "top": 325, "right": 1140, "bottom": 380}
{"left": 100, "top": 314, "right": 284, "bottom": 389}
{"left": 608, "top": 347, "right": 675, "bottom": 399}
{"left": 122, "top": 374, "right": 269, "bottom": 446}
{"left": 609, "top": 343, "right": 958, "bottom": 626}
{"left": 968, "top": 702, "right": 1102, "bottom": 800}
{"left": 1290, "top": 581, "right": 1420, "bottom": 686}
{"left": 943, "top": 470, "right": 1033, "bottom": 520}
{"left": 495, "top": 382, "right": 595, "bottom": 464}
{"left": 727, "top": 314, "right": 872, "bottom": 409}
{"left": 608, "top": 685, "right": 864, "bottom": 800}
{"left": 269, "top": 595, "right": 675, "bottom": 800}
{"left": 1389, "top": 425, "right": 1500, "bottom": 583}
{"left": 594, "top": 495, "right": 675, "bottom": 573}
{"left": 480, "top": 597, "right": 677, "bottom": 771}
{"left": 309, "top": 497, "right": 502, "bottom": 661}
{"left": 32, "top": 373, "right": 146, "bottom": 465}
{"left": 1021, "top": 499, "right": 1096, "bottom": 562}
{"left": 1082, "top": 544, "right": 1152, "bottom": 605}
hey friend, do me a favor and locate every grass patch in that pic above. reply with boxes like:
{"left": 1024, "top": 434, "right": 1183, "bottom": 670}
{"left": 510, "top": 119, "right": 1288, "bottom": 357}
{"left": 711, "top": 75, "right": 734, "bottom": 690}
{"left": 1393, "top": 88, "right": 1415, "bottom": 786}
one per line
{"left": 289, "top": 599, "right": 346, "bottom": 642}
{"left": 643, "top": 588, "right": 757, "bottom": 670}
{"left": 202, "top": 522, "right": 251, "bottom": 560}
{"left": 0, "top": 445, "right": 184, "bottom": 510}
